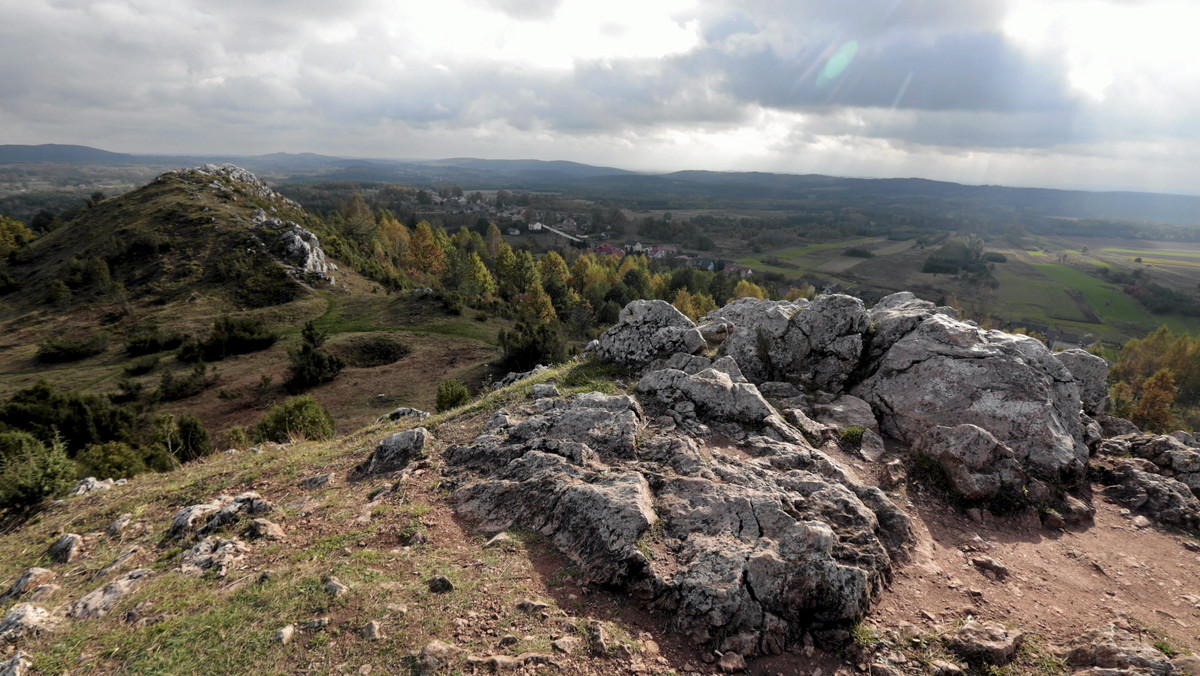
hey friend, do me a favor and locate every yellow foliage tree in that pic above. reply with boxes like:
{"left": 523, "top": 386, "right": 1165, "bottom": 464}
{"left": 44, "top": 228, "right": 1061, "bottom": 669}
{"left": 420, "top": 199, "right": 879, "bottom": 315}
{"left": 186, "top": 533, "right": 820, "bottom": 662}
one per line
{"left": 1131, "top": 368, "right": 1177, "bottom": 433}
{"left": 734, "top": 280, "right": 765, "bottom": 300}
{"left": 409, "top": 221, "right": 447, "bottom": 278}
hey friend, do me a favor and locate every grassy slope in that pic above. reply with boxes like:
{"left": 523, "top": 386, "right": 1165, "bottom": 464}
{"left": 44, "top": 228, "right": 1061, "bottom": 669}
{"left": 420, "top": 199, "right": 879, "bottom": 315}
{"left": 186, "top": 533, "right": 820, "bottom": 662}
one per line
{"left": 0, "top": 362, "right": 651, "bottom": 675}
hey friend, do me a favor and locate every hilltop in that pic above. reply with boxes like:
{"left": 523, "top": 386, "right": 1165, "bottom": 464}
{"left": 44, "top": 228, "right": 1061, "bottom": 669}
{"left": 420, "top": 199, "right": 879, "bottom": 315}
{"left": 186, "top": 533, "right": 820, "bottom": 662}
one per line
{"left": 3, "top": 292, "right": 1200, "bottom": 675}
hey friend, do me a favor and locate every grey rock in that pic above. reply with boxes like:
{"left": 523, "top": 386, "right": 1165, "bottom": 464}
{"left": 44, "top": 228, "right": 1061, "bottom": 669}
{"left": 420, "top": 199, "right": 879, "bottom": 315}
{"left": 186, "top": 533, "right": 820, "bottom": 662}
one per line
{"left": 48, "top": 533, "right": 83, "bottom": 563}
{"left": 1098, "top": 415, "right": 1141, "bottom": 438}
{"left": 250, "top": 518, "right": 285, "bottom": 540}
{"left": 444, "top": 389, "right": 913, "bottom": 656}
{"left": 758, "top": 381, "right": 802, "bottom": 400}
{"left": 70, "top": 477, "right": 125, "bottom": 497}
{"left": 198, "top": 492, "right": 274, "bottom": 535}
{"left": 701, "top": 297, "right": 806, "bottom": 329}
{"left": 812, "top": 395, "right": 877, "bottom": 431}
{"left": 73, "top": 568, "right": 152, "bottom": 619}
{"left": 647, "top": 352, "right": 713, "bottom": 375}
{"left": 168, "top": 497, "right": 232, "bottom": 539}
{"left": 531, "top": 383, "right": 560, "bottom": 399}
{"left": 859, "top": 428, "right": 886, "bottom": 462}
{"left": 180, "top": 537, "right": 248, "bottom": 578}
{"left": 1124, "top": 434, "right": 1200, "bottom": 499}
{"left": 1064, "top": 623, "right": 1175, "bottom": 673}
{"left": 912, "top": 425, "right": 1029, "bottom": 503}
{"left": 587, "top": 620, "right": 609, "bottom": 656}
{"left": 551, "top": 636, "right": 583, "bottom": 654}
{"left": 362, "top": 620, "right": 384, "bottom": 640}
{"left": 637, "top": 367, "right": 775, "bottom": 425}
{"left": 417, "top": 640, "right": 462, "bottom": 675}
{"left": 718, "top": 651, "right": 747, "bottom": 673}
{"left": 699, "top": 319, "right": 735, "bottom": 342}
{"left": 300, "top": 473, "right": 335, "bottom": 490}
{"left": 379, "top": 406, "right": 431, "bottom": 423}
{"left": 782, "top": 408, "right": 830, "bottom": 442}
{"left": 0, "top": 604, "right": 59, "bottom": 642}
{"left": 1054, "top": 349, "right": 1110, "bottom": 415}
{"left": 596, "top": 300, "right": 706, "bottom": 368}
{"left": 1096, "top": 459, "right": 1200, "bottom": 533}
{"left": 359, "top": 428, "right": 431, "bottom": 476}
{"left": 276, "top": 624, "right": 295, "bottom": 644}
{"left": 0, "top": 651, "right": 32, "bottom": 676}
{"left": 492, "top": 365, "right": 549, "bottom": 390}
{"left": 107, "top": 513, "right": 133, "bottom": 537}
{"left": 323, "top": 576, "right": 349, "bottom": 597}
{"left": 27, "top": 584, "right": 59, "bottom": 602}
{"left": 857, "top": 313, "right": 1088, "bottom": 483}
{"left": 2, "top": 568, "right": 55, "bottom": 600}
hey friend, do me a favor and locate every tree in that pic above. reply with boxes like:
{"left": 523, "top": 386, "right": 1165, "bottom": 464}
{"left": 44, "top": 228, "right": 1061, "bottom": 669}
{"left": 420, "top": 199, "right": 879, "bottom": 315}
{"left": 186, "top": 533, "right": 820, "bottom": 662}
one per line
{"left": 0, "top": 432, "right": 73, "bottom": 513}
{"left": 734, "top": 280, "right": 765, "bottom": 300}
{"left": 286, "top": 321, "right": 346, "bottom": 392}
{"left": 1132, "top": 368, "right": 1177, "bottom": 433}
{"left": 519, "top": 281, "right": 557, "bottom": 326}
{"left": 252, "top": 395, "right": 335, "bottom": 443}
{"left": 0, "top": 215, "right": 33, "bottom": 257}
{"left": 409, "top": 221, "right": 447, "bottom": 278}
{"left": 460, "top": 252, "right": 497, "bottom": 305}
{"left": 539, "top": 251, "right": 571, "bottom": 287}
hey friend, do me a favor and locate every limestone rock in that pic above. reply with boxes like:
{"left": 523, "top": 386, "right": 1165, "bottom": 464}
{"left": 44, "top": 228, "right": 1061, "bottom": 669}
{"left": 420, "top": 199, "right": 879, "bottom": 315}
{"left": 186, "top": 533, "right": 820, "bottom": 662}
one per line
{"left": 73, "top": 569, "right": 152, "bottom": 619}
{"left": 417, "top": 640, "right": 462, "bottom": 675}
{"left": 444, "top": 388, "right": 913, "bottom": 655}
{"left": 857, "top": 313, "right": 1088, "bottom": 483}
{"left": 1063, "top": 623, "right": 1175, "bottom": 673}
{"left": 912, "top": 425, "right": 1029, "bottom": 503}
{"left": 323, "top": 576, "right": 349, "bottom": 597}
{"left": 718, "top": 651, "right": 747, "bottom": 673}
{"left": 70, "top": 477, "right": 125, "bottom": 497}
{"left": 531, "top": 383, "right": 560, "bottom": 399}
{"left": 946, "top": 619, "right": 1024, "bottom": 664}
{"left": 362, "top": 620, "right": 384, "bottom": 640}
{"left": 250, "top": 518, "right": 285, "bottom": 540}
{"left": 0, "top": 604, "right": 59, "bottom": 642}
{"left": 381, "top": 407, "right": 430, "bottom": 424}
{"left": 552, "top": 636, "right": 583, "bottom": 654}
{"left": 1054, "top": 349, "right": 1110, "bottom": 416}
{"left": 300, "top": 473, "right": 335, "bottom": 490}
{"left": 359, "top": 428, "right": 430, "bottom": 476}
{"left": 168, "top": 497, "right": 232, "bottom": 539}
{"left": 0, "top": 651, "right": 32, "bottom": 676}
{"left": 276, "top": 624, "right": 295, "bottom": 644}
{"left": 48, "top": 533, "right": 83, "bottom": 563}
{"left": 1095, "top": 459, "right": 1200, "bottom": 533}
{"left": 198, "top": 492, "right": 274, "bottom": 535}
{"left": 811, "top": 395, "right": 877, "bottom": 431}
{"left": 1098, "top": 415, "right": 1141, "bottom": 438}
{"left": 637, "top": 367, "right": 775, "bottom": 425}
{"left": 2, "top": 568, "right": 55, "bottom": 600}
{"left": 180, "top": 537, "right": 249, "bottom": 577}
{"left": 596, "top": 300, "right": 706, "bottom": 368}
{"left": 427, "top": 576, "right": 454, "bottom": 593}
{"left": 1124, "top": 434, "right": 1200, "bottom": 499}
{"left": 491, "top": 365, "right": 549, "bottom": 390}
{"left": 107, "top": 513, "right": 133, "bottom": 537}
{"left": 701, "top": 297, "right": 806, "bottom": 329}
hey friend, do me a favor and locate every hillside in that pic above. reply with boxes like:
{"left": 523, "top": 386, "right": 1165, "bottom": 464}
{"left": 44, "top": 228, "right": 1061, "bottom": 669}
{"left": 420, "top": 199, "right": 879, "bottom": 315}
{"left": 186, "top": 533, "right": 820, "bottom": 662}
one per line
{"left": 3, "top": 293, "right": 1200, "bottom": 675}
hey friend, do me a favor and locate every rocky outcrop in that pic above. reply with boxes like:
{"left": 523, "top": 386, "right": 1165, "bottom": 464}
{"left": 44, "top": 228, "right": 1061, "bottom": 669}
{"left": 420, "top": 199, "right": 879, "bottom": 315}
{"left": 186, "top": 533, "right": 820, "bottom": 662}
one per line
{"left": 168, "top": 492, "right": 273, "bottom": 539}
{"left": 856, "top": 313, "right": 1088, "bottom": 483}
{"left": 48, "top": 533, "right": 84, "bottom": 563}
{"left": 636, "top": 367, "right": 775, "bottom": 425}
{"left": 0, "top": 651, "right": 32, "bottom": 676}
{"left": 1094, "top": 458, "right": 1200, "bottom": 533}
{"left": 1, "top": 569, "right": 55, "bottom": 601}
{"left": 912, "top": 425, "right": 1029, "bottom": 503}
{"left": 69, "top": 477, "right": 126, "bottom": 497}
{"left": 73, "top": 569, "right": 153, "bottom": 619}
{"left": 1054, "top": 349, "right": 1110, "bottom": 416}
{"left": 358, "top": 427, "right": 431, "bottom": 476}
{"left": 720, "top": 294, "right": 870, "bottom": 389}
{"left": 443, "top": 391, "right": 912, "bottom": 653}
{"left": 596, "top": 300, "right": 706, "bottom": 368}
{"left": 252, "top": 209, "right": 336, "bottom": 282}
{"left": 1122, "top": 434, "right": 1200, "bottom": 499}
{"left": 180, "top": 537, "right": 249, "bottom": 577}
{"left": 1063, "top": 622, "right": 1178, "bottom": 674}
{"left": 0, "top": 604, "right": 59, "bottom": 642}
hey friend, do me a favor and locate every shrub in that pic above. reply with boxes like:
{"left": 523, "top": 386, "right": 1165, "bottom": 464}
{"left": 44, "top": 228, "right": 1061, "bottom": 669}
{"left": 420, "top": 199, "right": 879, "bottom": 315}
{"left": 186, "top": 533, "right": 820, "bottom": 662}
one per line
{"left": 285, "top": 321, "right": 346, "bottom": 392}
{"left": 178, "top": 315, "right": 277, "bottom": 363}
{"left": 436, "top": 379, "right": 470, "bottom": 412}
{"left": 226, "top": 426, "right": 249, "bottom": 450}
{"left": 125, "top": 327, "right": 185, "bottom": 356}
{"left": 0, "top": 381, "right": 138, "bottom": 455}
{"left": 36, "top": 334, "right": 107, "bottom": 363}
{"left": 158, "top": 363, "right": 216, "bottom": 401}
{"left": 75, "top": 441, "right": 148, "bottom": 479}
{"left": 839, "top": 426, "right": 865, "bottom": 446}
{"left": 252, "top": 394, "right": 335, "bottom": 443}
{"left": 0, "top": 432, "right": 74, "bottom": 513}
{"left": 124, "top": 354, "right": 160, "bottom": 375}
{"left": 159, "top": 413, "right": 214, "bottom": 463}
{"left": 843, "top": 247, "right": 875, "bottom": 258}
{"left": 498, "top": 320, "right": 567, "bottom": 371}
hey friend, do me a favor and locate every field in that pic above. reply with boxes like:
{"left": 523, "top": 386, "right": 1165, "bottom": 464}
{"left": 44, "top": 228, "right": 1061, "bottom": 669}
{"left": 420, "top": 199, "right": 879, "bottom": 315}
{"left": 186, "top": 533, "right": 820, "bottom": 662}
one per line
{"left": 734, "top": 234, "right": 1200, "bottom": 345}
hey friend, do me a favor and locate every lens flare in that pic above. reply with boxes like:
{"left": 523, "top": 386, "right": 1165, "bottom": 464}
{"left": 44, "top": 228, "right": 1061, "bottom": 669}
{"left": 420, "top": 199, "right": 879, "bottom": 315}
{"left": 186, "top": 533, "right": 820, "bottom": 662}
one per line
{"left": 817, "top": 40, "right": 858, "bottom": 87}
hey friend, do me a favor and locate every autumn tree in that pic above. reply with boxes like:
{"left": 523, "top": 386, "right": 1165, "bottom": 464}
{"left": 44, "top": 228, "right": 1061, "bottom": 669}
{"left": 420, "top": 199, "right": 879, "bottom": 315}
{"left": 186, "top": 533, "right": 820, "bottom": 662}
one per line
{"left": 1131, "top": 368, "right": 1177, "bottom": 433}
{"left": 734, "top": 279, "right": 765, "bottom": 300}
{"left": 408, "top": 221, "right": 447, "bottom": 278}
{"left": 460, "top": 252, "right": 497, "bottom": 304}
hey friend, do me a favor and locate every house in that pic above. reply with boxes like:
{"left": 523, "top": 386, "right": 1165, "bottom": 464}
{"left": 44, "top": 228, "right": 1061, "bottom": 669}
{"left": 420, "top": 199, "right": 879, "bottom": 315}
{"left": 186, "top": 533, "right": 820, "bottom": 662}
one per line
{"left": 507, "top": 228, "right": 522, "bottom": 236}
{"left": 594, "top": 243, "right": 626, "bottom": 257}
{"left": 528, "top": 221, "right": 544, "bottom": 232}
{"left": 724, "top": 264, "right": 753, "bottom": 278}
{"left": 694, "top": 258, "right": 716, "bottom": 271}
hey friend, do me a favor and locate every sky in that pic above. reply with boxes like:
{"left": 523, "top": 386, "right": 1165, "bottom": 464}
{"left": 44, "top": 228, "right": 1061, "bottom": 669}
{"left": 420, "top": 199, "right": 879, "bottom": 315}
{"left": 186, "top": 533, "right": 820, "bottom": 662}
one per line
{"left": 2, "top": 0, "right": 1199, "bottom": 193}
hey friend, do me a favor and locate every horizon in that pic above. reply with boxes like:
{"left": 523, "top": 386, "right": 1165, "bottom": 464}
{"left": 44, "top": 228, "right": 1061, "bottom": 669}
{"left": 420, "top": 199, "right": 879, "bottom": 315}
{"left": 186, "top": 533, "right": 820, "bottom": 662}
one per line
{"left": 3, "top": 2, "right": 1199, "bottom": 194}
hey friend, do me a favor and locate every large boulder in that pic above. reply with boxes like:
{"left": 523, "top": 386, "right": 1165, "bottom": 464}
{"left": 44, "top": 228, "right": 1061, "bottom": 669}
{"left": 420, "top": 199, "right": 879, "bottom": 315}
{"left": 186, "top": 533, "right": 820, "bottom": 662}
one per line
{"left": 637, "top": 367, "right": 775, "bottom": 425}
{"left": 862, "top": 292, "right": 956, "bottom": 371}
{"left": 1124, "top": 434, "right": 1200, "bottom": 499}
{"left": 912, "top": 425, "right": 1029, "bottom": 503}
{"left": 359, "top": 427, "right": 431, "bottom": 476}
{"left": 596, "top": 300, "right": 705, "bottom": 368}
{"left": 73, "top": 568, "right": 153, "bottom": 619}
{"left": 1063, "top": 623, "right": 1177, "bottom": 674}
{"left": 855, "top": 313, "right": 1088, "bottom": 483}
{"left": 1053, "top": 349, "right": 1110, "bottom": 416}
{"left": 719, "top": 294, "right": 870, "bottom": 390}
{"left": 701, "top": 297, "right": 806, "bottom": 329}
{"left": 0, "top": 604, "right": 59, "bottom": 643}
{"left": 1094, "top": 458, "right": 1200, "bottom": 534}
{"left": 443, "top": 391, "right": 912, "bottom": 653}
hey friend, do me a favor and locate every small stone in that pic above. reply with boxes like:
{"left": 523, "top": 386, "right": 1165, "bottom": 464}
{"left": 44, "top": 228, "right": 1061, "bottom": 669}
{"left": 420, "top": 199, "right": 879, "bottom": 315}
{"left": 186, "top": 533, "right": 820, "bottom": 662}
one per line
{"left": 498, "top": 634, "right": 519, "bottom": 648}
{"left": 484, "top": 532, "right": 513, "bottom": 549}
{"left": 552, "top": 636, "right": 583, "bottom": 654}
{"left": 323, "top": 576, "right": 349, "bottom": 597}
{"left": 386, "top": 603, "right": 408, "bottom": 615}
{"left": 276, "top": 624, "right": 295, "bottom": 644}
{"left": 880, "top": 459, "right": 904, "bottom": 488}
{"left": 2, "top": 568, "right": 55, "bottom": 600}
{"left": 428, "top": 575, "right": 454, "bottom": 593}
{"left": 516, "top": 598, "right": 550, "bottom": 613}
{"left": 971, "top": 556, "right": 1009, "bottom": 580}
{"left": 0, "top": 651, "right": 33, "bottom": 676}
{"left": 931, "top": 660, "right": 964, "bottom": 676}
{"left": 107, "top": 514, "right": 133, "bottom": 537}
{"left": 303, "top": 617, "right": 330, "bottom": 630}
{"left": 250, "top": 518, "right": 285, "bottom": 540}
{"left": 0, "top": 604, "right": 60, "bottom": 642}
{"left": 641, "top": 639, "right": 660, "bottom": 656}
{"left": 1132, "top": 515, "right": 1152, "bottom": 529}
{"left": 587, "top": 620, "right": 610, "bottom": 656}
{"left": 418, "top": 640, "right": 461, "bottom": 673}
{"left": 301, "top": 473, "right": 335, "bottom": 490}
{"left": 532, "top": 383, "right": 560, "bottom": 399}
{"left": 718, "top": 651, "right": 747, "bottom": 673}
{"left": 48, "top": 533, "right": 84, "bottom": 563}
{"left": 362, "top": 620, "right": 384, "bottom": 640}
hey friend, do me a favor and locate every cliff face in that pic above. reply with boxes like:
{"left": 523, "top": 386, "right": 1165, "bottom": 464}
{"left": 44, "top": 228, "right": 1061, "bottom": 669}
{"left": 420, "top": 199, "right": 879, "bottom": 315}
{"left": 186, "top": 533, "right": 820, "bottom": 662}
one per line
{"left": 3, "top": 293, "right": 1200, "bottom": 675}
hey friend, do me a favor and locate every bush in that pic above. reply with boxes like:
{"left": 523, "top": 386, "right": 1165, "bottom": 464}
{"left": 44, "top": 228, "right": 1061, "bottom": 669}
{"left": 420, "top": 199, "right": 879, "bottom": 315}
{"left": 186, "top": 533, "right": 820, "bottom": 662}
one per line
{"left": 75, "top": 441, "right": 149, "bottom": 479}
{"left": 498, "top": 320, "right": 567, "bottom": 371}
{"left": 158, "top": 363, "right": 216, "bottom": 401}
{"left": 252, "top": 394, "right": 335, "bottom": 443}
{"left": 159, "top": 413, "right": 214, "bottom": 463}
{"left": 285, "top": 321, "right": 346, "bottom": 393}
{"left": 125, "top": 327, "right": 185, "bottom": 356}
{"left": 124, "top": 354, "right": 160, "bottom": 376}
{"left": 178, "top": 315, "right": 277, "bottom": 363}
{"left": 436, "top": 379, "right": 470, "bottom": 412}
{"left": 36, "top": 334, "right": 107, "bottom": 363}
{"left": 839, "top": 426, "right": 865, "bottom": 446}
{"left": 0, "top": 432, "right": 74, "bottom": 513}
{"left": 843, "top": 247, "right": 875, "bottom": 258}
{"left": 0, "top": 381, "right": 138, "bottom": 456}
